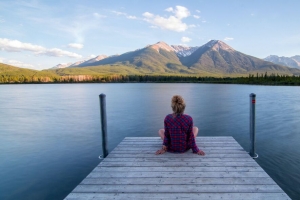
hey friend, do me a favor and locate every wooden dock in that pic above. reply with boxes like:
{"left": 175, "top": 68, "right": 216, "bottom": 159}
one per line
{"left": 65, "top": 137, "right": 290, "bottom": 199}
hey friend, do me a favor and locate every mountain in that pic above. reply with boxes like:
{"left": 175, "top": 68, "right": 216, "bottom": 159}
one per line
{"left": 78, "top": 41, "right": 192, "bottom": 73}
{"left": 69, "top": 60, "right": 87, "bottom": 67}
{"left": 75, "top": 55, "right": 108, "bottom": 67}
{"left": 52, "top": 63, "right": 72, "bottom": 69}
{"left": 264, "top": 55, "right": 300, "bottom": 69}
{"left": 50, "top": 40, "right": 300, "bottom": 76}
{"left": 180, "top": 40, "right": 298, "bottom": 74}
{"left": 51, "top": 55, "right": 108, "bottom": 69}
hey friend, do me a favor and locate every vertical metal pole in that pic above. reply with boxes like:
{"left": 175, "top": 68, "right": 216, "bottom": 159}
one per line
{"left": 99, "top": 94, "right": 108, "bottom": 158}
{"left": 249, "top": 93, "right": 258, "bottom": 159}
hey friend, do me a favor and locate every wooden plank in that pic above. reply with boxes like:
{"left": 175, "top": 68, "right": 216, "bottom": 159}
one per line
{"left": 65, "top": 193, "right": 290, "bottom": 200}
{"left": 120, "top": 141, "right": 238, "bottom": 144}
{"left": 112, "top": 146, "right": 244, "bottom": 150}
{"left": 86, "top": 171, "right": 269, "bottom": 178}
{"left": 72, "top": 184, "right": 283, "bottom": 193}
{"left": 107, "top": 153, "right": 251, "bottom": 158}
{"left": 94, "top": 166, "right": 265, "bottom": 172}
{"left": 111, "top": 149, "right": 247, "bottom": 154}
{"left": 124, "top": 136, "right": 235, "bottom": 139}
{"left": 98, "top": 161, "right": 260, "bottom": 167}
{"left": 117, "top": 143, "right": 242, "bottom": 147}
{"left": 101, "top": 157, "right": 256, "bottom": 162}
{"left": 80, "top": 177, "right": 275, "bottom": 185}
{"left": 65, "top": 137, "right": 290, "bottom": 200}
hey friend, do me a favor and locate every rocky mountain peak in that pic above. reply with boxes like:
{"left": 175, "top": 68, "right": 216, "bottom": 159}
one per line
{"left": 85, "top": 55, "right": 108, "bottom": 64}
{"left": 51, "top": 63, "right": 72, "bottom": 69}
{"left": 205, "top": 40, "right": 235, "bottom": 51}
{"left": 149, "top": 41, "right": 174, "bottom": 52}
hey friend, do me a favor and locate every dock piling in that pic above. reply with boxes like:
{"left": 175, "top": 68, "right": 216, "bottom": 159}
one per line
{"left": 249, "top": 93, "right": 258, "bottom": 159}
{"left": 99, "top": 94, "right": 108, "bottom": 158}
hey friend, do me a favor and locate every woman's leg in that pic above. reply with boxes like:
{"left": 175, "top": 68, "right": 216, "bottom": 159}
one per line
{"left": 158, "top": 129, "right": 165, "bottom": 140}
{"left": 193, "top": 126, "right": 199, "bottom": 138}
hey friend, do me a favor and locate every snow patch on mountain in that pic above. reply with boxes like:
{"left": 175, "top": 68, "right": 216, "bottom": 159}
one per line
{"left": 171, "top": 45, "right": 199, "bottom": 57}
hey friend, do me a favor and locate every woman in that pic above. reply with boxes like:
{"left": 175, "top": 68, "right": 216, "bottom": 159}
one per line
{"left": 155, "top": 95, "right": 205, "bottom": 156}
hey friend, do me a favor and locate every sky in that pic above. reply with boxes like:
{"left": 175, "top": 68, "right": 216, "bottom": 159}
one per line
{"left": 0, "top": 0, "right": 300, "bottom": 70}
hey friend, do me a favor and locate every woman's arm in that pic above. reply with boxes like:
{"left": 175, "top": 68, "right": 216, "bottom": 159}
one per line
{"left": 162, "top": 117, "right": 170, "bottom": 148}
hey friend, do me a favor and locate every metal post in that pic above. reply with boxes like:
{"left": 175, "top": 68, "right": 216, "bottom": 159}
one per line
{"left": 249, "top": 93, "right": 258, "bottom": 159}
{"left": 99, "top": 94, "right": 108, "bottom": 158}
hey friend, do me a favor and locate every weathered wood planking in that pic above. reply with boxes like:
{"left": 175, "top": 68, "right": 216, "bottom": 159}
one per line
{"left": 65, "top": 137, "right": 290, "bottom": 200}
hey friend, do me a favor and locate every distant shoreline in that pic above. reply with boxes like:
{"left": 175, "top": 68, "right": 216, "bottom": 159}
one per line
{"left": 1, "top": 76, "right": 300, "bottom": 86}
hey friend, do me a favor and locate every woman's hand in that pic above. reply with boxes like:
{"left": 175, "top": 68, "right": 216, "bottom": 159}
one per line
{"left": 196, "top": 150, "right": 205, "bottom": 156}
{"left": 155, "top": 145, "right": 167, "bottom": 155}
{"left": 155, "top": 149, "right": 166, "bottom": 155}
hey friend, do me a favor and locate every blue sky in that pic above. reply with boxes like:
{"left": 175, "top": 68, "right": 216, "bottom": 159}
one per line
{"left": 0, "top": 0, "right": 300, "bottom": 70}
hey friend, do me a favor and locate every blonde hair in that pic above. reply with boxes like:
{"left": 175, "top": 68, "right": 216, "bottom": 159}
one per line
{"left": 171, "top": 95, "right": 186, "bottom": 115}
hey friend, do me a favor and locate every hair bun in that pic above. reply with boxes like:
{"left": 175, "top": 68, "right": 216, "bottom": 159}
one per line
{"left": 172, "top": 95, "right": 184, "bottom": 104}
{"left": 171, "top": 95, "right": 186, "bottom": 115}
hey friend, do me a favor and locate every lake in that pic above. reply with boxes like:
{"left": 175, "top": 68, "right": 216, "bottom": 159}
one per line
{"left": 0, "top": 83, "right": 299, "bottom": 199}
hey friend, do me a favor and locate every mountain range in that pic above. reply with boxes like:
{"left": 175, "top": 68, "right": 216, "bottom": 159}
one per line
{"left": 264, "top": 55, "right": 300, "bottom": 69}
{"left": 51, "top": 40, "right": 300, "bottom": 76}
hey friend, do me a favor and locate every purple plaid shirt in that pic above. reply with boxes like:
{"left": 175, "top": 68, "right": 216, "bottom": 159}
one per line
{"left": 163, "top": 114, "right": 200, "bottom": 153}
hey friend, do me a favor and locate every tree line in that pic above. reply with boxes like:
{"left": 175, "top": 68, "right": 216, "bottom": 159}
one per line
{"left": 1, "top": 73, "right": 300, "bottom": 85}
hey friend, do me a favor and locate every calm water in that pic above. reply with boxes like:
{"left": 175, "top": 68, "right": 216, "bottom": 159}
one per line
{"left": 0, "top": 83, "right": 300, "bottom": 199}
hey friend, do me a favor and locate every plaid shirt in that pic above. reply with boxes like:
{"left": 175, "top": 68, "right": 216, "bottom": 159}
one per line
{"left": 163, "top": 114, "right": 200, "bottom": 153}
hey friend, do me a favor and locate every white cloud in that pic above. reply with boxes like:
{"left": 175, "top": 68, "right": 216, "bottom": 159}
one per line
{"left": 0, "top": 18, "right": 4, "bottom": 23}
{"left": 143, "top": 6, "right": 191, "bottom": 32}
{"left": 68, "top": 43, "right": 83, "bottom": 49}
{"left": 127, "top": 15, "right": 137, "bottom": 19}
{"left": 196, "top": 10, "right": 201, "bottom": 13}
{"left": 112, "top": 11, "right": 137, "bottom": 20}
{"left": 202, "top": 20, "right": 207, "bottom": 23}
{"left": 189, "top": 24, "right": 196, "bottom": 28}
{"left": 37, "top": 48, "right": 82, "bottom": 58}
{"left": 0, "top": 38, "right": 44, "bottom": 52}
{"left": 165, "top": 7, "right": 173, "bottom": 12}
{"left": 224, "top": 37, "right": 234, "bottom": 41}
{"left": 93, "top": 13, "right": 106, "bottom": 19}
{"left": 181, "top": 36, "right": 192, "bottom": 43}
{"left": 0, "top": 57, "right": 4, "bottom": 63}
{"left": 0, "top": 38, "right": 82, "bottom": 59}
{"left": 143, "top": 12, "right": 154, "bottom": 18}
{"left": 173, "top": 6, "right": 190, "bottom": 19}
{"left": 112, "top": 11, "right": 127, "bottom": 16}
{"left": 193, "top": 15, "right": 200, "bottom": 19}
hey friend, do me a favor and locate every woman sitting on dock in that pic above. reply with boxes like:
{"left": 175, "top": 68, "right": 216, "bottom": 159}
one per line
{"left": 156, "top": 95, "right": 205, "bottom": 156}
